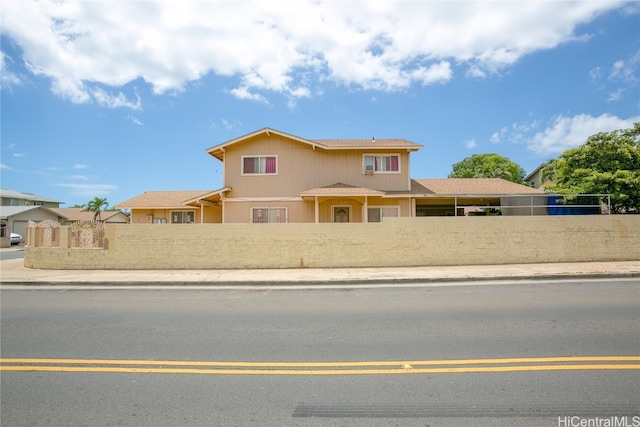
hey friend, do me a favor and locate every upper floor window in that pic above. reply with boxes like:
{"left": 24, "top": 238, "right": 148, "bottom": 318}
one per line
{"left": 363, "top": 155, "right": 399, "bottom": 173}
{"left": 243, "top": 155, "right": 277, "bottom": 175}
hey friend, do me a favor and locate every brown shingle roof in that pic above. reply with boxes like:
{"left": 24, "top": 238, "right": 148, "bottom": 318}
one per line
{"left": 312, "top": 138, "right": 421, "bottom": 150}
{"left": 50, "top": 207, "right": 126, "bottom": 221}
{"left": 411, "top": 178, "right": 546, "bottom": 195}
{"left": 115, "top": 191, "right": 213, "bottom": 208}
{"left": 207, "top": 127, "right": 422, "bottom": 160}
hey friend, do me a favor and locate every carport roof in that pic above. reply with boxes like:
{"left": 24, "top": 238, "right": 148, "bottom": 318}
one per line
{"left": 115, "top": 191, "right": 214, "bottom": 208}
{"left": 410, "top": 178, "right": 546, "bottom": 196}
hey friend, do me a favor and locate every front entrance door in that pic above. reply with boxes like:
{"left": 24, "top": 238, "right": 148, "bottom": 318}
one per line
{"left": 333, "top": 206, "right": 350, "bottom": 223}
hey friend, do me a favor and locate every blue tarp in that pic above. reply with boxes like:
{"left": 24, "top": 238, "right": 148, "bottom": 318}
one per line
{"left": 547, "top": 195, "right": 601, "bottom": 215}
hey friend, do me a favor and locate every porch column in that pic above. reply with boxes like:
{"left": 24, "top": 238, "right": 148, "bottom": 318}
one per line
{"left": 411, "top": 198, "right": 416, "bottom": 217}
{"left": 314, "top": 196, "right": 319, "bottom": 223}
{"left": 200, "top": 202, "right": 204, "bottom": 224}
{"left": 363, "top": 196, "right": 368, "bottom": 223}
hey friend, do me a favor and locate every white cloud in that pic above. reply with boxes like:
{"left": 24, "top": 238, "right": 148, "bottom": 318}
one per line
{"left": 0, "top": 0, "right": 627, "bottom": 104}
{"left": 491, "top": 121, "right": 540, "bottom": 145}
{"left": 0, "top": 51, "right": 23, "bottom": 88}
{"left": 127, "top": 115, "right": 144, "bottom": 126}
{"left": 73, "top": 163, "right": 90, "bottom": 170}
{"left": 56, "top": 183, "right": 117, "bottom": 197}
{"left": 92, "top": 88, "right": 141, "bottom": 110}
{"left": 607, "top": 88, "right": 625, "bottom": 102}
{"left": 229, "top": 86, "right": 269, "bottom": 104}
{"left": 527, "top": 113, "right": 640, "bottom": 156}
{"left": 465, "top": 139, "right": 477, "bottom": 149}
{"left": 12, "top": 152, "right": 26, "bottom": 158}
{"left": 609, "top": 50, "right": 640, "bottom": 84}
{"left": 66, "top": 175, "right": 89, "bottom": 181}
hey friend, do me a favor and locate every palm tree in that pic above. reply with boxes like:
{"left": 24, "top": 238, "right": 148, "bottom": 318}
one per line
{"left": 85, "top": 197, "right": 108, "bottom": 221}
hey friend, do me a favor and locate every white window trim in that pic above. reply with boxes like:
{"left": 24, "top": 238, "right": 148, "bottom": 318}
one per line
{"left": 241, "top": 155, "right": 278, "bottom": 176}
{"left": 362, "top": 153, "right": 401, "bottom": 174}
{"left": 251, "top": 206, "right": 288, "bottom": 223}
{"left": 367, "top": 205, "right": 400, "bottom": 222}
{"left": 170, "top": 210, "right": 196, "bottom": 224}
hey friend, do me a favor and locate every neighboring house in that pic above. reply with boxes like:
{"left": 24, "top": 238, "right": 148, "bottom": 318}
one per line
{"left": 524, "top": 163, "right": 553, "bottom": 190}
{"left": 116, "top": 190, "right": 224, "bottom": 224}
{"left": 116, "top": 127, "right": 545, "bottom": 223}
{"left": 50, "top": 207, "right": 130, "bottom": 225}
{"left": 0, "top": 206, "right": 66, "bottom": 247}
{"left": 0, "top": 189, "right": 63, "bottom": 208}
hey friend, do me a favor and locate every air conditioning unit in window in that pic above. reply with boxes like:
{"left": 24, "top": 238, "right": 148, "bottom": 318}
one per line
{"left": 364, "top": 164, "right": 374, "bottom": 173}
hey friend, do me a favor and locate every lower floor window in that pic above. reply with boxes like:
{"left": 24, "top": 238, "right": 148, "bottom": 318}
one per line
{"left": 367, "top": 206, "right": 399, "bottom": 222}
{"left": 171, "top": 210, "right": 195, "bottom": 224}
{"left": 252, "top": 207, "right": 287, "bottom": 223}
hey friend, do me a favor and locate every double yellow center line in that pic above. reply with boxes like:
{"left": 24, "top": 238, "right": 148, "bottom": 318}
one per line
{"left": 1, "top": 356, "right": 639, "bottom": 376}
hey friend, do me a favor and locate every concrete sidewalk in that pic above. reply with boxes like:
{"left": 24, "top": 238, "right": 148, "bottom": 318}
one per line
{"left": 1, "top": 248, "right": 639, "bottom": 286}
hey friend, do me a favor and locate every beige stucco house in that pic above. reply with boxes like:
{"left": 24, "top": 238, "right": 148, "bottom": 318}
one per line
{"left": 116, "top": 127, "right": 545, "bottom": 223}
{"left": 50, "top": 207, "right": 130, "bottom": 225}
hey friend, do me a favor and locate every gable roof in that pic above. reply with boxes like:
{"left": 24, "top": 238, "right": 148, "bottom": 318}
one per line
{"left": 114, "top": 191, "right": 214, "bottom": 209}
{"left": 206, "top": 127, "right": 423, "bottom": 160}
{"left": 411, "top": 178, "right": 546, "bottom": 196}
{"left": 0, "top": 188, "right": 62, "bottom": 204}
{"left": 0, "top": 206, "right": 65, "bottom": 220}
{"left": 49, "top": 207, "right": 128, "bottom": 222}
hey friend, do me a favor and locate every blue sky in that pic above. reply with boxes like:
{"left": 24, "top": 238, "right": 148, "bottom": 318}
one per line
{"left": 1, "top": 1, "right": 639, "bottom": 208}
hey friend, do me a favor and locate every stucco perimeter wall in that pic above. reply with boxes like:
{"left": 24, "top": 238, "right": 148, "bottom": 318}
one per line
{"left": 24, "top": 216, "right": 640, "bottom": 269}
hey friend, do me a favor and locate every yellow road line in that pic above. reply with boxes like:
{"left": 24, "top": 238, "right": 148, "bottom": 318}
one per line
{"left": 2, "top": 355, "right": 639, "bottom": 368}
{"left": 1, "top": 356, "right": 639, "bottom": 375}
{"left": 1, "top": 364, "right": 639, "bottom": 375}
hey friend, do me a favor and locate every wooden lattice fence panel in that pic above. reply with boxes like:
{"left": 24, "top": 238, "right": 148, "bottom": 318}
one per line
{"left": 71, "top": 221, "right": 105, "bottom": 249}
{"left": 35, "top": 220, "right": 60, "bottom": 248}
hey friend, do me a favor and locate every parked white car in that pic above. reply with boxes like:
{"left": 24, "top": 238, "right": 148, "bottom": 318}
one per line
{"left": 10, "top": 233, "right": 23, "bottom": 245}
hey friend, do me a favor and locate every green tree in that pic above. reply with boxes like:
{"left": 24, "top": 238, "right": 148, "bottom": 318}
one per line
{"left": 84, "top": 197, "right": 108, "bottom": 221}
{"left": 448, "top": 153, "right": 526, "bottom": 184}
{"left": 542, "top": 123, "right": 640, "bottom": 214}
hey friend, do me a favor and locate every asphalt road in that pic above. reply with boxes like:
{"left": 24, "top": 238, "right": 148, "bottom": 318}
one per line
{"left": 0, "top": 246, "right": 23, "bottom": 261}
{"left": 1, "top": 279, "right": 639, "bottom": 426}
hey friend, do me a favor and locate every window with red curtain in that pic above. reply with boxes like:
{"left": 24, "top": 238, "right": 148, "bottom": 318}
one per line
{"left": 390, "top": 155, "right": 398, "bottom": 171}
{"left": 265, "top": 156, "right": 276, "bottom": 174}
{"left": 365, "top": 155, "right": 399, "bottom": 172}
{"left": 243, "top": 156, "right": 277, "bottom": 174}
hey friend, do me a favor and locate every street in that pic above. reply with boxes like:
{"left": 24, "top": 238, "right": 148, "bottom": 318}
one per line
{"left": 1, "top": 279, "right": 639, "bottom": 426}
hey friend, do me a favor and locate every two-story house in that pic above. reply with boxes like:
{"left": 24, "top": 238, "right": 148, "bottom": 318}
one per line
{"left": 116, "top": 127, "right": 545, "bottom": 223}
{"left": 0, "top": 189, "right": 62, "bottom": 208}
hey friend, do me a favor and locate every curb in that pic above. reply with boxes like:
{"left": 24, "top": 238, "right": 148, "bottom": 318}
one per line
{"left": 2, "top": 272, "right": 638, "bottom": 288}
